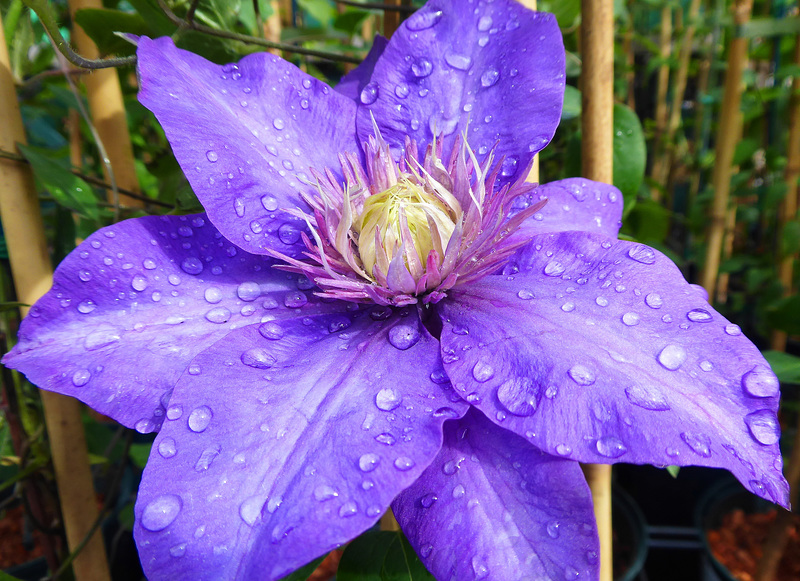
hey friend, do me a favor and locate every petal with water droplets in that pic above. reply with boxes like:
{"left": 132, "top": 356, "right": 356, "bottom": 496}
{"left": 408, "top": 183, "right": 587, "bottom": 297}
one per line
{"left": 134, "top": 308, "right": 467, "bottom": 580}
{"left": 357, "top": 0, "right": 564, "bottom": 184}
{"left": 437, "top": 231, "right": 788, "bottom": 507}
{"left": 336, "top": 35, "right": 389, "bottom": 102}
{"left": 393, "top": 409, "right": 598, "bottom": 581}
{"left": 137, "top": 37, "right": 359, "bottom": 257}
{"left": 2, "top": 215, "right": 339, "bottom": 431}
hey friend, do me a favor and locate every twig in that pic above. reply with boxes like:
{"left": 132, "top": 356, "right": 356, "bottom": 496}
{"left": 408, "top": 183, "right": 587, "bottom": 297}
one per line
{"left": 21, "top": 0, "right": 136, "bottom": 69}
{"left": 0, "top": 149, "right": 174, "bottom": 209}
{"left": 155, "top": 0, "right": 362, "bottom": 63}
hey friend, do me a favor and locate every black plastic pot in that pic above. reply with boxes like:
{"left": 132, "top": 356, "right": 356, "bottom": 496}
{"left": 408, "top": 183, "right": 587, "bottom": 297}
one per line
{"left": 613, "top": 488, "right": 649, "bottom": 581}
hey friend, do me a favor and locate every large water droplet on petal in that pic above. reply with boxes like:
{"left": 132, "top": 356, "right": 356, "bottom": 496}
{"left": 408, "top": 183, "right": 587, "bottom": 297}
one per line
{"left": 187, "top": 406, "right": 213, "bottom": 432}
{"left": 657, "top": 344, "right": 687, "bottom": 370}
{"left": 358, "top": 453, "right": 380, "bottom": 472}
{"left": 360, "top": 82, "right": 379, "bottom": 105}
{"left": 181, "top": 257, "right": 204, "bottom": 275}
{"left": 141, "top": 494, "right": 182, "bottom": 531}
{"left": 745, "top": 409, "right": 780, "bottom": 445}
{"left": 411, "top": 57, "right": 433, "bottom": 78}
{"left": 239, "top": 496, "right": 264, "bottom": 526}
{"left": 544, "top": 261, "right": 566, "bottom": 277}
{"left": 625, "top": 385, "right": 670, "bottom": 411}
{"left": 406, "top": 8, "right": 443, "bottom": 30}
{"left": 420, "top": 493, "right": 438, "bottom": 508}
{"left": 471, "top": 361, "right": 495, "bottom": 382}
{"left": 241, "top": 348, "right": 276, "bottom": 369}
{"left": 237, "top": 282, "right": 261, "bottom": 301}
{"left": 596, "top": 436, "right": 627, "bottom": 458}
{"left": 686, "top": 308, "right": 713, "bottom": 323}
{"left": 546, "top": 521, "right": 560, "bottom": 539}
{"left": 496, "top": 377, "right": 539, "bottom": 416}
{"left": 681, "top": 431, "right": 711, "bottom": 457}
{"left": 72, "top": 369, "right": 91, "bottom": 387}
{"left": 741, "top": 365, "right": 779, "bottom": 398}
{"left": 259, "top": 321, "right": 284, "bottom": 340}
{"left": 568, "top": 364, "right": 596, "bottom": 386}
{"left": 388, "top": 324, "right": 420, "bottom": 350}
{"left": 375, "top": 388, "right": 402, "bottom": 411}
{"left": 314, "top": 485, "right": 339, "bottom": 502}
{"left": 157, "top": 437, "right": 177, "bottom": 458}
{"left": 480, "top": 67, "right": 500, "bottom": 87}
{"left": 627, "top": 245, "right": 656, "bottom": 265}
{"left": 394, "top": 457, "right": 415, "bottom": 471}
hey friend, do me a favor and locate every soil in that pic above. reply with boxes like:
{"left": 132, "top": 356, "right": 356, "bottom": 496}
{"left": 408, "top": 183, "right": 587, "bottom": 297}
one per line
{"left": 0, "top": 504, "right": 45, "bottom": 569}
{"left": 707, "top": 508, "right": 800, "bottom": 581}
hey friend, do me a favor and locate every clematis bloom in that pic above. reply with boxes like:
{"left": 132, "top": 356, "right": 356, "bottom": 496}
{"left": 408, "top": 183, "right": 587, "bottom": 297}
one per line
{"left": 3, "top": 0, "right": 788, "bottom": 580}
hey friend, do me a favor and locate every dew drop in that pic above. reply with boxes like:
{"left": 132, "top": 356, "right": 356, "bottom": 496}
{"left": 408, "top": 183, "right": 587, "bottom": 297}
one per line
{"left": 205, "top": 150, "right": 218, "bottom": 162}
{"left": 496, "top": 377, "right": 539, "bottom": 416}
{"left": 339, "top": 502, "right": 358, "bottom": 517}
{"left": 181, "top": 257, "right": 203, "bottom": 275}
{"left": 561, "top": 302, "right": 575, "bottom": 312}
{"left": 687, "top": 308, "right": 713, "bottom": 323}
{"left": 657, "top": 344, "right": 687, "bottom": 371}
{"left": 239, "top": 496, "right": 264, "bottom": 526}
{"left": 205, "top": 307, "right": 231, "bottom": 324}
{"left": 452, "top": 484, "right": 466, "bottom": 498}
{"left": 284, "top": 291, "right": 308, "bottom": 308}
{"left": 741, "top": 365, "right": 779, "bottom": 398}
{"left": 546, "top": 521, "right": 560, "bottom": 539}
{"left": 568, "top": 364, "right": 596, "bottom": 386}
{"left": 158, "top": 437, "right": 177, "bottom": 458}
{"left": 725, "top": 324, "right": 742, "bottom": 336}
{"left": 375, "top": 433, "right": 396, "bottom": 445}
{"left": 622, "top": 312, "right": 640, "bottom": 326}
{"left": 360, "top": 82, "right": 379, "bottom": 105}
{"left": 187, "top": 406, "right": 213, "bottom": 432}
{"left": 471, "top": 360, "right": 495, "bottom": 383}
{"left": 627, "top": 245, "right": 656, "bottom": 264}
{"left": 681, "top": 431, "right": 711, "bottom": 457}
{"left": 480, "top": 67, "right": 500, "bottom": 87}
{"left": 420, "top": 493, "right": 438, "bottom": 508}
{"left": 313, "top": 485, "right": 339, "bottom": 502}
{"left": 555, "top": 443, "right": 572, "bottom": 456}
{"left": 71, "top": 369, "right": 91, "bottom": 387}
{"left": 745, "top": 409, "right": 780, "bottom": 445}
{"left": 237, "top": 281, "right": 261, "bottom": 301}
{"left": 445, "top": 52, "right": 472, "bottom": 71}
{"left": 394, "top": 457, "right": 415, "bottom": 471}
{"left": 406, "top": 8, "right": 443, "bottom": 30}
{"left": 411, "top": 57, "right": 433, "bottom": 78}
{"left": 375, "top": 387, "right": 402, "bottom": 411}
{"left": 272, "top": 118, "right": 285, "bottom": 130}
{"left": 517, "top": 289, "right": 534, "bottom": 300}
{"left": 544, "top": 261, "right": 566, "bottom": 277}
{"left": 77, "top": 299, "right": 97, "bottom": 314}
{"left": 241, "top": 348, "right": 276, "bottom": 369}
{"left": 388, "top": 324, "right": 420, "bottom": 350}
{"left": 141, "top": 494, "right": 182, "bottom": 531}
{"left": 358, "top": 453, "right": 380, "bottom": 473}
{"left": 645, "top": 293, "right": 663, "bottom": 309}
{"left": 204, "top": 287, "right": 223, "bottom": 304}
{"left": 596, "top": 436, "right": 627, "bottom": 458}
{"left": 625, "top": 385, "right": 670, "bottom": 411}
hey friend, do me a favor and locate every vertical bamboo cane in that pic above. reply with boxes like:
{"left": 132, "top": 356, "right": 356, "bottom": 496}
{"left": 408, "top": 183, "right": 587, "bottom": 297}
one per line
{"left": 650, "top": 5, "right": 672, "bottom": 201}
{"left": 67, "top": 0, "right": 141, "bottom": 207}
{"left": 581, "top": 1, "right": 614, "bottom": 580}
{"left": 383, "top": 0, "right": 402, "bottom": 37}
{"left": 770, "top": 36, "right": 800, "bottom": 352}
{"left": 0, "top": 18, "right": 111, "bottom": 581}
{"left": 699, "top": 0, "right": 753, "bottom": 298}
{"left": 264, "top": 0, "right": 283, "bottom": 56}
{"left": 519, "top": 0, "right": 540, "bottom": 183}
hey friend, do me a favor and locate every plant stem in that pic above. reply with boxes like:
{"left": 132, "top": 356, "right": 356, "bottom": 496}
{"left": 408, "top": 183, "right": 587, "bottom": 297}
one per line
{"left": 650, "top": 3, "right": 672, "bottom": 202}
{"left": 581, "top": 0, "right": 615, "bottom": 579}
{"left": 699, "top": 0, "right": 753, "bottom": 299}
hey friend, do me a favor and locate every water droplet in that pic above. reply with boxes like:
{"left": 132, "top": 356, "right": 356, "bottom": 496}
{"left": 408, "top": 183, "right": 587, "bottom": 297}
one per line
{"left": 420, "top": 493, "right": 438, "bottom": 508}
{"left": 596, "top": 436, "right": 627, "bottom": 458}
{"left": 627, "top": 245, "right": 656, "bottom": 264}
{"left": 181, "top": 257, "right": 203, "bottom": 275}
{"left": 745, "top": 409, "right": 780, "bottom": 445}
{"left": 496, "top": 377, "right": 539, "bottom": 416}
{"left": 169, "top": 543, "right": 187, "bottom": 558}
{"left": 78, "top": 269, "right": 92, "bottom": 282}
{"left": 258, "top": 322, "right": 284, "bottom": 340}
{"left": 700, "top": 360, "right": 714, "bottom": 372}
{"left": 284, "top": 291, "right": 308, "bottom": 308}
{"left": 471, "top": 361, "right": 495, "bottom": 382}
{"left": 158, "top": 437, "right": 177, "bottom": 458}
{"left": 141, "top": 494, "right": 182, "bottom": 531}
{"left": 187, "top": 406, "right": 212, "bottom": 432}
{"left": 375, "top": 387, "right": 402, "bottom": 411}
{"left": 687, "top": 308, "right": 712, "bottom": 323}
{"left": 241, "top": 348, "right": 276, "bottom": 369}
{"left": 236, "top": 281, "right": 261, "bottom": 301}
{"left": 596, "top": 296, "right": 609, "bottom": 307}
{"left": 388, "top": 324, "right": 420, "bottom": 350}
{"left": 77, "top": 299, "right": 97, "bottom": 314}
{"left": 358, "top": 453, "right": 380, "bottom": 472}
{"left": 561, "top": 302, "right": 575, "bottom": 312}
{"left": 568, "top": 364, "right": 596, "bottom": 386}
{"left": 204, "top": 287, "right": 222, "bottom": 304}
{"left": 272, "top": 118, "right": 285, "bottom": 130}
{"left": 375, "top": 433, "right": 396, "bottom": 446}
{"left": 555, "top": 444, "right": 572, "bottom": 456}
{"left": 166, "top": 405, "right": 183, "bottom": 420}
{"left": 394, "top": 457, "right": 415, "bottom": 471}
{"left": 477, "top": 14, "right": 492, "bottom": 31}
{"left": 472, "top": 556, "right": 489, "bottom": 579}
{"left": 205, "top": 150, "right": 218, "bottom": 162}
{"left": 339, "top": 501, "right": 358, "bottom": 517}
{"left": 452, "top": 484, "right": 466, "bottom": 498}
{"left": 725, "top": 324, "right": 742, "bottom": 336}
{"left": 194, "top": 444, "right": 220, "bottom": 471}
{"left": 72, "top": 369, "right": 91, "bottom": 387}
{"left": 681, "top": 432, "right": 711, "bottom": 458}
{"left": 645, "top": 293, "right": 663, "bottom": 309}
{"left": 314, "top": 485, "right": 339, "bottom": 501}
{"left": 420, "top": 543, "right": 434, "bottom": 557}
{"left": 500, "top": 156, "right": 518, "bottom": 177}
{"left": 544, "top": 261, "right": 566, "bottom": 276}
{"left": 205, "top": 307, "right": 231, "bottom": 324}
{"left": 622, "top": 312, "right": 640, "bottom": 326}
{"left": 360, "top": 82, "right": 379, "bottom": 105}
{"left": 411, "top": 57, "right": 433, "bottom": 78}
{"left": 445, "top": 52, "right": 472, "bottom": 71}
{"left": 239, "top": 496, "right": 264, "bottom": 526}
{"left": 625, "top": 385, "right": 670, "bottom": 411}
{"left": 741, "top": 365, "right": 779, "bottom": 398}
{"left": 564, "top": 565, "right": 580, "bottom": 579}
{"left": 517, "top": 289, "right": 534, "bottom": 300}
{"left": 657, "top": 344, "right": 687, "bottom": 371}
{"left": 406, "top": 8, "right": 443, "bottom": 30}
{"left": 546, "top": 521, "right": 560, "bottom": 538}
{"left": 480, "top": 67, "right": 500, "bottom": 87}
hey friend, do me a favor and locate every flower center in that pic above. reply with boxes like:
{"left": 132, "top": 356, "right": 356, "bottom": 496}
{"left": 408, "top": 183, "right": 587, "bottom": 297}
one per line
{"left": 355, "top": 177, "right": 458, "bottom": 279}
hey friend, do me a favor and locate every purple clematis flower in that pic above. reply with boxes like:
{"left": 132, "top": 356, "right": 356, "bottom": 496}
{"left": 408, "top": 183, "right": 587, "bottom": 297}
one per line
{"left": 3, "top": 0, "right": 789, "bottom": 579}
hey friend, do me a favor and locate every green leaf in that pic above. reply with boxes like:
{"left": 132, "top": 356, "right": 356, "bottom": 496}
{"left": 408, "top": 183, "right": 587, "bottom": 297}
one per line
{"left": 0, "top": 302, "right": 29, "bottom": 312}
{"left": 782, "top": 220, "right": 800, "bottom": 256}
{"left": 338, "top": 530, "right": 433, "bottom": 581}
{"left": 561, "top": 85, "right": 581, "bottom": 121}
{"left": 666, "top": 465, "right": 680, "bottom": 478}
{"left": 74, "top": 9, "right": 149, "bottom": 56}
{"left": 17, "top": 144, "right": 100, "bottom": 220}
{"left": 128, "top": 442, "right": 152, "bottom": 469}
{"left": 541, "top": 0, "right": 580, "bottom": 28}
{"left": 738, "top": 17, "right": 800, "bottom": 39}
{"left": 278, "top": 556, "right": 327, "bottom": 581}
{"left": 763, "top": 350, "right": 800, "bottom": 384}
{"left": 334, "top": 10, "right": 372, "bottom": 36}
{"left": 612, "top": 103, "right": 647, "bottom": 201}
{"left": 766, "top": 295, "right": 800, "bottom": 335}
{"left": 297, "top": 0, "right": 336, "bottom": 26}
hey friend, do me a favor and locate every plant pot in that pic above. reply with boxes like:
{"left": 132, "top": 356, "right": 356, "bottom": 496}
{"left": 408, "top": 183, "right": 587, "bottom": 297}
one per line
{"left": 613, "top": 487, "right": 649, "bottom": 581}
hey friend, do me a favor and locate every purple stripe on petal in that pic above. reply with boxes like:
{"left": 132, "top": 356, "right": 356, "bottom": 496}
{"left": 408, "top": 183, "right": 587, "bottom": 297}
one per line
{"left": 357, "top": 0, "right": 564, "bottom": 185}
{"left": 134, "top": 307, "right": 468, "bottom": 580}
{"left": 136, "top": 37, "right": 360, "bottom": 257}
{"left": 507, "top": 178, "right": 624, "bottom": 243}
{"left": 3, "top": 215, "right": 341, "bottom": 432}
{"left": 393, "top": 408, "right": 598, "bottom": 581}
{"left": 437, "top": 231, "right": 788, "bottom": 507}
{"left": 336, "top": 35, "right": 389, "bottom": 102}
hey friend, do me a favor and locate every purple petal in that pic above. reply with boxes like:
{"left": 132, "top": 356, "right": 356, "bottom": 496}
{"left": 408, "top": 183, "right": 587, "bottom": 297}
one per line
{"left": 437, "top": 231, "right": 789, "bottom": 507}
{"left": 134, "top": 308, "right": 468, "bottom": 580}
{"left": 137, "top": 37, "right": 360, "bottom": 256}
{"left": 393, "top": 408, "right": 599, "bottom": 581}
{"left": 336, "top": 35, "right": 389, "bottom": 101}
{"left": 3, "top": 215, "right": 340, "bottom": 432}
{"left": 507, "top": 178, "right": 624, "bottom": 244}
{"left": 357, "top": 0, "right": 564, "bottom": 183}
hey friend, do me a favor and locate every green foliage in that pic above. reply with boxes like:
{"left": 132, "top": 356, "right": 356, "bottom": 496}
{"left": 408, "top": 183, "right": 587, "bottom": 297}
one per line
{"left": 763, "top": 351, "right": 800, "bottom": 384}
{"left": 338, "top": 530, "right": 434, "bottom": 581}
{"left": 74, "top": 9, "right": 149, "bottom": 56}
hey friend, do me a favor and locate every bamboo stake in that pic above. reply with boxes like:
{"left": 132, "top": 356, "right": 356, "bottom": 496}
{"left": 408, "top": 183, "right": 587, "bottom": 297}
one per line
{"left": 383, "top": 0, "right": 402, "bottom": 37}
{"left": 649, "top": 4, "right": 672, "bottom": 201}
{"left": 519, "top": 0, "right": 539, "bottom": 183}
{"left": 0, "top": 17, "right": 111, "bottom": 581}
{"left": 67, "top": 0, "right": 142, "bottom": 207}
{"left": 581, "top": 1, "right": 614, "bottom": 579}
{"left": 770, "top": 36, "right": 800, "bottom": 352}
{"left": 263, "top": 0, "right": 283, "bottom": 56}
{"left": 699, "top": 0, "right": 753, "bottom": 298}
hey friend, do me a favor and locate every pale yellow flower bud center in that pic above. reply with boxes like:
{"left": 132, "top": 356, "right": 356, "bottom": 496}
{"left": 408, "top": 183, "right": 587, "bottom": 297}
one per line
{"left": 355, "top": 177, "right": 456, "bottom": 278}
